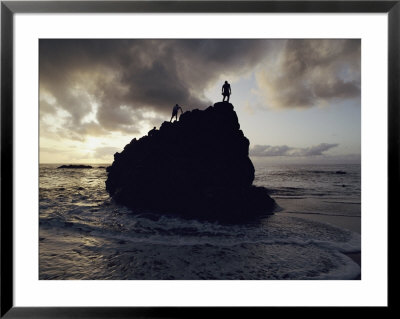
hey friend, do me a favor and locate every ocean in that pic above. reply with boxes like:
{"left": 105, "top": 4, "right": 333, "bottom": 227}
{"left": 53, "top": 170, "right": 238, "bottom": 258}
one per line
{"left": 39, "top": 162, "right": 361, "bottom": 280}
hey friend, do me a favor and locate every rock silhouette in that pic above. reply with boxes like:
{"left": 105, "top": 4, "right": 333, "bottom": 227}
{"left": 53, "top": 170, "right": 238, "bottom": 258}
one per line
{"left": 106, "top": 102, "right": 276, "bottom": 222}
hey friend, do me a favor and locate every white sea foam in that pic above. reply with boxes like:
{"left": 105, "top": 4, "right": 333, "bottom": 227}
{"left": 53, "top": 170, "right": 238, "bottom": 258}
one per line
{"left": 39, "top": 164, "right": 361, "bottom": 280}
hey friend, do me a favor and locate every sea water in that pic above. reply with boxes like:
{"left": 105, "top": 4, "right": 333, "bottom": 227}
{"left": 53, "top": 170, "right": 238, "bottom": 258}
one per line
{"left": 39, "top": 163, "right": 361, "bottom": 280}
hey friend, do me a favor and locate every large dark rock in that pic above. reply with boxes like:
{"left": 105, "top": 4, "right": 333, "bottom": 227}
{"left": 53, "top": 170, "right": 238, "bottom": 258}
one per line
{"left": 106, "top": 102, "right": 276, "bottom": 222}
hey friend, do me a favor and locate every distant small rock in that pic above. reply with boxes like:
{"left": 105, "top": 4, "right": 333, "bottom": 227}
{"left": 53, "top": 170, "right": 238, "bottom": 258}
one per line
{"left": 57, "top": 165, "right": 93, "bottom": 169}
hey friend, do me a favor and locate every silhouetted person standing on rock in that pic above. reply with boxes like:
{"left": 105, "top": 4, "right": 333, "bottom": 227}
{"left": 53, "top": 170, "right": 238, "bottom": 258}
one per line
{"left": 222, "top": 81, "right": 231, "bottom": 102}
{"left": 170, "top": 104, "right": 183, "bottom": 122}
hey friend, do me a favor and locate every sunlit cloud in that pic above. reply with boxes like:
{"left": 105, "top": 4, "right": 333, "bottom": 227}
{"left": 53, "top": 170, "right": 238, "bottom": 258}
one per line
{"left": 93, "top": 146, "right": 120, "bottom": 160}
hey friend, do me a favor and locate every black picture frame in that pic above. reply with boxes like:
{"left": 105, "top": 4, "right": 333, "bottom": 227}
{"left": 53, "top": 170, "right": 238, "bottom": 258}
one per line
{"left": 1, "top": 1, "right": 395, "bottom": 317}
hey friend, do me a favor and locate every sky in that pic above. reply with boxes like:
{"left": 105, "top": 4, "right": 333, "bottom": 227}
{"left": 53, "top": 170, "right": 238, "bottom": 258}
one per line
{"left": 39, "top": 39, "right": 361, "bottom": 165}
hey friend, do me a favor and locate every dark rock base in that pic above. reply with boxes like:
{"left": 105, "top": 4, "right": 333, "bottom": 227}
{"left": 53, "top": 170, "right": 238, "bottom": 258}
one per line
{"left": 106, "top": 102, "right": 276, "bottom": 222}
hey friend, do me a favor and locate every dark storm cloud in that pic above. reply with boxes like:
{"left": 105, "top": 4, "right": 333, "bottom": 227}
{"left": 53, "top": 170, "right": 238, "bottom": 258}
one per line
{"left": 40, "top": 39, "right": 361, "bottom": 143}
{"left": 40, "top": 39, "right": 271, "bottom": 137}
{"left": 250, "top": 143, "right": 339, "bottom": 157}
{"left": 257, "top": 39, "right": 360, "bottom": 109}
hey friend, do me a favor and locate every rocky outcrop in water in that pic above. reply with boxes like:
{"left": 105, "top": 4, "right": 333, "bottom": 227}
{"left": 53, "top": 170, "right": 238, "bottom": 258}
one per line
{"left": 58, "top": 165, "right": 93, "bottom": 169}
{"left": 105, "top": 102, "right": 276, "bottom": 222}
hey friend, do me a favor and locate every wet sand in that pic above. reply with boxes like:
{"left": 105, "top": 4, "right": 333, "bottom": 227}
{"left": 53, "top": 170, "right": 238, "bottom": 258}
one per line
{"left": 345, "top": 252, "right": 361, "bottom": 268}
{"left": 279, "top": 212, "right": 361, "bottom": 273}
{"left": 279, "top": 212, "right": 360, "bottom": 234}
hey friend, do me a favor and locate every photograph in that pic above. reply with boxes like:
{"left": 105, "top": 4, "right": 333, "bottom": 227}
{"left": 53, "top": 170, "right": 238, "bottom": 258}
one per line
{"left": 39, "top": 38, "right": 362, "bottom": 280}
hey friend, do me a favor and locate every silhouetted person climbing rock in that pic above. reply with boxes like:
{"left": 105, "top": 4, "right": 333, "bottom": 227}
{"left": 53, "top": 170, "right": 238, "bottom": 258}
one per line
{"left": 222, "top": 81, "right": 231, "bottom": 102}
{"left": 170, "top": 104, "right": 183, "bottom": 122}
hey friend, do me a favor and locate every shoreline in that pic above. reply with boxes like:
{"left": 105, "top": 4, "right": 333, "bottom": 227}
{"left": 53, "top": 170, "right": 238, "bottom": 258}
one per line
{"left": 278, "top": 211, "right": 360, "bottom": 235}
{"left": 278, "top": 211, "right": 361, "bottom": 278}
